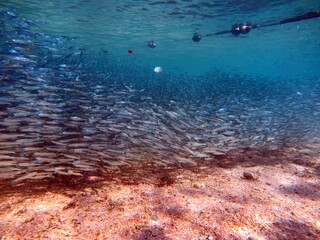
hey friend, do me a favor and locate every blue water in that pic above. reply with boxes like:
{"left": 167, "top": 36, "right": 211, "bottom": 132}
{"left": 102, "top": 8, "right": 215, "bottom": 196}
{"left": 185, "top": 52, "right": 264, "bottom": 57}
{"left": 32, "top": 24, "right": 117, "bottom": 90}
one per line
{"left": 1, "top": 0, "right": 320, "bottom": 78}
{"left": 0, "top": 0, "right": 320, "bottom": 183}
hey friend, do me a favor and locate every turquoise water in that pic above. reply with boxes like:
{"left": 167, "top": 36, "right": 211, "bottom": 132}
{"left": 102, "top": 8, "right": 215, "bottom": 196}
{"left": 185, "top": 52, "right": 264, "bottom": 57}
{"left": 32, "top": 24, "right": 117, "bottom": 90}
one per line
{"left": 1, "top": 1, "right": 320, "bottom": 183}
{"left": 1, "top": 0, "right": 320, "bottom": 78}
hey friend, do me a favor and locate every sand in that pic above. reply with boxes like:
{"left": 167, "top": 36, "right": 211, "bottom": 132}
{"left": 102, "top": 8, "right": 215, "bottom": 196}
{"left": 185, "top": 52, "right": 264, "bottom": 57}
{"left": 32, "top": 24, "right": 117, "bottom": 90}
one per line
{"left": 0, "top": 151, "right": 320, "bottom": 239}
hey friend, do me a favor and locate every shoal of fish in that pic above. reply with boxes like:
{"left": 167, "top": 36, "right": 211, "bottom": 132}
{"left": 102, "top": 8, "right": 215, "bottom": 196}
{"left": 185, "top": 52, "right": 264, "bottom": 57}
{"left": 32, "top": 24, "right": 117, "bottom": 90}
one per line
{"left": 1, "top": 8, "right": 320, "bottom": 184}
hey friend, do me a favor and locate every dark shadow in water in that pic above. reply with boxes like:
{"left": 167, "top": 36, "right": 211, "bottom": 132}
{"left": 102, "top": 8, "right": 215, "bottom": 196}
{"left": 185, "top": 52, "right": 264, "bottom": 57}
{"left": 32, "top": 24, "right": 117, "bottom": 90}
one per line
{"left": 264, "top": 219, "right": 320, "bottom": 240}
{"left": 132, "top": 225, "right": 169, "bottom": 240}
{"left": 0, "top": 146, "right": 318, "bottom": 195}
{"left": 128, "top": 181, "right": 220, "bottom": 240}
{"left": 278, "top": 182, "right": 320, "bottom": 200}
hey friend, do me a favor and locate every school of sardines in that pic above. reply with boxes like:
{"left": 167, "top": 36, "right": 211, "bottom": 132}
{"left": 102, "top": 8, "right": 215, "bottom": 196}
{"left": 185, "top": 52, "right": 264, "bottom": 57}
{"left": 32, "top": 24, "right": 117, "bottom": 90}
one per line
{"left": 1, "top": 8, "right": 320, "bottom": 184}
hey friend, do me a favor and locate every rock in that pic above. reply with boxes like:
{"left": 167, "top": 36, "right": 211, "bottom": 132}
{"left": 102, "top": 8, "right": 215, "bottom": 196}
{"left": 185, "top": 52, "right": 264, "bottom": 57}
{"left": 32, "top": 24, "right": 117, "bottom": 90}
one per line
{"left": 242, "top": 172, "right": 256, "bottom": 180}
{"left": 151, "top": 215, "right": 158, "bottom": 221}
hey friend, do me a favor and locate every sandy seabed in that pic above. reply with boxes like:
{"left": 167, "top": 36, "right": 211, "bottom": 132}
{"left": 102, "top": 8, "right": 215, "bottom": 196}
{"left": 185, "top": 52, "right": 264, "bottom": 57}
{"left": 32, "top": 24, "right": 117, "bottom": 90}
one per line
{"left": 0, "top": 152, "right": 320, "bottom": 240}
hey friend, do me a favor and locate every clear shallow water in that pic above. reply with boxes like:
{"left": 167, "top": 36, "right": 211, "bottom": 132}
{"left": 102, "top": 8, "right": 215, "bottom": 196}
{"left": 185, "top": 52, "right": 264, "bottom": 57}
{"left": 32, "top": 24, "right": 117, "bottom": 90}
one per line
{"left": 0, "top": 1, "right": 320, "bottom": 183}
{"left": 1, "top": 0, "right": 320, "bottom": 78}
